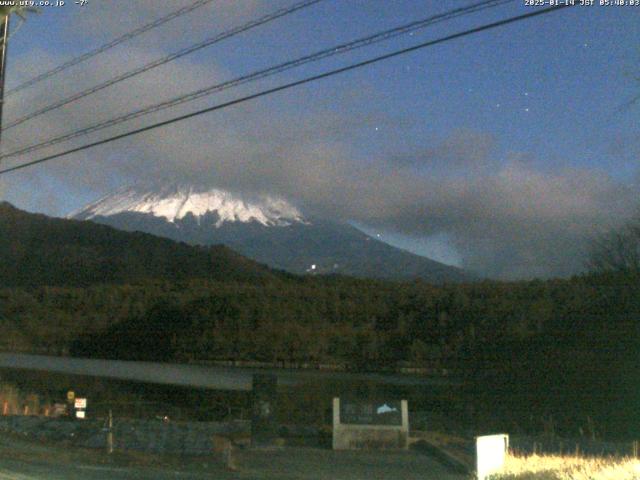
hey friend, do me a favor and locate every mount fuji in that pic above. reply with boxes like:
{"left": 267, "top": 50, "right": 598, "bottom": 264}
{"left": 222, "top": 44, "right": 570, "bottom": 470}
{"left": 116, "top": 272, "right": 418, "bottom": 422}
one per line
{"left": 70, "top": 184, "right": 470, "bottom": 282}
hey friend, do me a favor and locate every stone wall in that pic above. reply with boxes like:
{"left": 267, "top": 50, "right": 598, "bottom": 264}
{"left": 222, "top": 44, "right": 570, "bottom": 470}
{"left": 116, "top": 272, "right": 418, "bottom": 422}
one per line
{"left": 0, "top": 415, "right": 249, "bottom": 455}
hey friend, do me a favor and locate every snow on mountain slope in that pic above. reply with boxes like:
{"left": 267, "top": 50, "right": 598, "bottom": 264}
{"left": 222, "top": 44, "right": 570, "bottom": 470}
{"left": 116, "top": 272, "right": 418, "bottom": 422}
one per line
{"left": 69, "top": 183, "right": 473, "bottom": 282}
{"left": 70, "top": 185, "right": 306, "bottom": 227}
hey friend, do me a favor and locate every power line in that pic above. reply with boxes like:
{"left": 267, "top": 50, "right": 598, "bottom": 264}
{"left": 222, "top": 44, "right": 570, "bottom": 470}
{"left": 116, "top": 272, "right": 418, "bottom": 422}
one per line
{"left": 4, "top": 0, "right": 215, "bottom": 98}
{"left": 0, "top": 5, "right": 572, "bottom": 177}
{"left": 0, "top": 0, "right": 513, "bottom": 161}
{"left": 0, "top": 0, "right": 323, "bottom": 132}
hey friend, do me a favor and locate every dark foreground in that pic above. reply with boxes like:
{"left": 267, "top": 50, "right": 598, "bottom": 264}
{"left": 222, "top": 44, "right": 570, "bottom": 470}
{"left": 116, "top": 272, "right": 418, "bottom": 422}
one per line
{"left": 0, "top": 434, "right": 467, "bottom": 480}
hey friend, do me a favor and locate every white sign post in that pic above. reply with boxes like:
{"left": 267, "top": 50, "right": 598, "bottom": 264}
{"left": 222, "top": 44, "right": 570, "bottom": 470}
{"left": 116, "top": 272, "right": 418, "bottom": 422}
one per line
{"left": 74, "top": 397, "right": 87, "bottom": 419}
{"left": 476, "top": 434, "right": 509, "bottom": 480}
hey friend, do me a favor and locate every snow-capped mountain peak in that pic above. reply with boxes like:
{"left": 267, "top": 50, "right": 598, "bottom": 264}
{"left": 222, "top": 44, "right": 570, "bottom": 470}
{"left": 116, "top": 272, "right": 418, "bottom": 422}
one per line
{"left": 70, "top": 185, "right": 306, "bottom": 227}
{"left": 68, "top": 183, "right": 469, "bottom": 282}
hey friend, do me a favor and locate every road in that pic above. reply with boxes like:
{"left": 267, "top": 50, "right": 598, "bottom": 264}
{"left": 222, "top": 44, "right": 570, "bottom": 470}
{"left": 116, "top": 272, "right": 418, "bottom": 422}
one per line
{"left": 0, "top": 433, "right": 468, "bottom": 480}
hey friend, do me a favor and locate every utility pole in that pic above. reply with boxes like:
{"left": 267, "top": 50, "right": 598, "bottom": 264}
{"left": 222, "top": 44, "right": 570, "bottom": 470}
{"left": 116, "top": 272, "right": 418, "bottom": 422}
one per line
{"left": 106, "top": 409, "right": 114, "bottom": 454}
{"left": 0, "top": 14, "right": 9, "bottom": 148}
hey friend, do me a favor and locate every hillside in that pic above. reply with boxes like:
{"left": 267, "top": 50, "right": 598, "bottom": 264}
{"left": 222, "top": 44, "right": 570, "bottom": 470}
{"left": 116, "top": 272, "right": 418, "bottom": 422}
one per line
{"left": 2, "top": 201, "right": 639, "bottom": 439}
{"left": 0, "top": 202, "right": 277, "bottom": 288}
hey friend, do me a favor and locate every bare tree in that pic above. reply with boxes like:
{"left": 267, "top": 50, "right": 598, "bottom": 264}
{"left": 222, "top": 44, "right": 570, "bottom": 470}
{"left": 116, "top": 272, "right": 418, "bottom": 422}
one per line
{"left": 588, "top": 214, "right": 640, "bottom": 273}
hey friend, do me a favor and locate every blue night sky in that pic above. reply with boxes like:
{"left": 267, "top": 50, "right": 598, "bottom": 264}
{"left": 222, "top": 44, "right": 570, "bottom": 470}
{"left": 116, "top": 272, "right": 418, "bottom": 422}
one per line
{"left": 0, "top": 0, "right": 638, "bottom": 278}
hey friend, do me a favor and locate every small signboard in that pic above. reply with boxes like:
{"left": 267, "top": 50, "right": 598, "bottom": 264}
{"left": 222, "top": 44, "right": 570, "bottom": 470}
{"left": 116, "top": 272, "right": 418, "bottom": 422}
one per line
{"left": 476, "top": 434, "right": 509, "bottom": 480}
{"left": 74, "top": 398, "right": 87, "bottom": 409}
{"left": 75, "top": 410, "right": 86, "bottom": 419}
{"left": 340, "top": 400, "right": 403, "bottom": 426}
{"left": 66, "top": 391, "right": 75, "bottom": 402}
{"left": 333, "top": 397, "right": 409, "bottom": 450}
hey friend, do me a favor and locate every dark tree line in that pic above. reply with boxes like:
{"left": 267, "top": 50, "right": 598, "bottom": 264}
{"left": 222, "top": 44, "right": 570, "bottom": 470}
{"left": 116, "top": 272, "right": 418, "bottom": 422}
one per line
{"left": 2, "top": 201, "right": 640, "bottom": 437}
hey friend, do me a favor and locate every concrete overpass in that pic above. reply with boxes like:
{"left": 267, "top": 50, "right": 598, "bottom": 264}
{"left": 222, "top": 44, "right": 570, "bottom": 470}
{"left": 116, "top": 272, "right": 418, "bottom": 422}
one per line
{"left": 0, "top": 353, "right": 459, "bottom": 391}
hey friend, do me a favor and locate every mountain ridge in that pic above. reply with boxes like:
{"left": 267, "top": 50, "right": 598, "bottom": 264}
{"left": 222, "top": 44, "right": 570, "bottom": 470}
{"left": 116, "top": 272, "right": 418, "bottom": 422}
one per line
{"left": 0, "top": 201, "right": 277, "bottom": 288}
{"left": 70, "top": 185, "right": 472, "bottom": 283}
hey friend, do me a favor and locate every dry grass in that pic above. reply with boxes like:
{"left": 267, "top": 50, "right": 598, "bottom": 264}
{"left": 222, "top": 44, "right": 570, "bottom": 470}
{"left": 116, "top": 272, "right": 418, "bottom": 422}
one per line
{"left": 488, "top": 453, "right": 640, "bottom": 480}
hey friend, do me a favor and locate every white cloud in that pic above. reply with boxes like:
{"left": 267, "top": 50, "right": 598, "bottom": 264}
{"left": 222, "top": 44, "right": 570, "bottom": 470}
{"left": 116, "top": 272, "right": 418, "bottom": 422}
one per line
{"left": 1, "top": 4, "right": 638, "bottom": 280}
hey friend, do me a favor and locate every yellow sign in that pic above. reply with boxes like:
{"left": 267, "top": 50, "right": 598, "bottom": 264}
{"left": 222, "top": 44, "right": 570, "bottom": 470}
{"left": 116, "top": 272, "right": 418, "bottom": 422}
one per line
{"left": 67, "top": 391, "right": 75, "bottom": 402}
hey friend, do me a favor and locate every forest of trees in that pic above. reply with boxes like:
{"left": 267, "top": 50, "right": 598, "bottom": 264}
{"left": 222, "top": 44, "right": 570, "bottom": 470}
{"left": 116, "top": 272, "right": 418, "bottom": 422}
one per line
{"left": 1, "top": 201, "right": 639, "bottom": 438}
{"left": 2, "top": 270, "right": 638, "bottom": 436}
{"left": 0, "top": 275, "right": 620, "bottom": 366}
